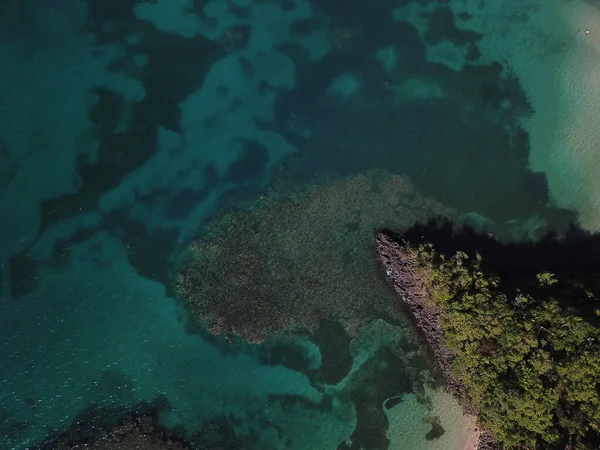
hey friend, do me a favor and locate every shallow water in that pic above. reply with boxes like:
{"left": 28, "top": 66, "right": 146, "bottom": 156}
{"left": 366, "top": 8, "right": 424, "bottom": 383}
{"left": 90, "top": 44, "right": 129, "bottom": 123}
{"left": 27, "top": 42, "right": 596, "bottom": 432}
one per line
{"left": 0, "top": 0, "right": 589, "bottom": 448}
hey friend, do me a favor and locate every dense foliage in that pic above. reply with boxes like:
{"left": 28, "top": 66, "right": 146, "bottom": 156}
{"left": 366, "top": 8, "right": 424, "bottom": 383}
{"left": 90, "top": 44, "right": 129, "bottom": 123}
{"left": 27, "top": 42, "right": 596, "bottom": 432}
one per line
{"left": 417, "top": 245, "right": 600, "bottom": 449}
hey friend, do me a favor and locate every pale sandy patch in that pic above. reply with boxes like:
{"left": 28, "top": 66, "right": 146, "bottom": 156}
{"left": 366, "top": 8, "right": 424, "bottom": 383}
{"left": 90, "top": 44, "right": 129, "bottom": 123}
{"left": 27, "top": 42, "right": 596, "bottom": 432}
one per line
{"left": 461, "top": 418, "right": 480, "bottom": 450}
{"left": 386, "top": 386, "right": 478, "bottom": 450}
{"left": 448, "top": 0, "right": 600, "bottom": 231}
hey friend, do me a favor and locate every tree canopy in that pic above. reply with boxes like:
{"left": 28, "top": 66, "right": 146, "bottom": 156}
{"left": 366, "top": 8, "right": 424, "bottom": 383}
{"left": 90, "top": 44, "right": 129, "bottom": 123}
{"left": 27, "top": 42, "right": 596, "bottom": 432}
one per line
{"left": 415, "top": 243, "right": 600, "bottom": 449}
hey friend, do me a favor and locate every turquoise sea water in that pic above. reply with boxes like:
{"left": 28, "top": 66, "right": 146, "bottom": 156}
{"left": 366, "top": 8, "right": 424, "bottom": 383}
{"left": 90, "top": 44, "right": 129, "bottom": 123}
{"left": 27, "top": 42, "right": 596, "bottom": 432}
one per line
{"left": 0, "top": 0, "right": 587, "bottom": 448}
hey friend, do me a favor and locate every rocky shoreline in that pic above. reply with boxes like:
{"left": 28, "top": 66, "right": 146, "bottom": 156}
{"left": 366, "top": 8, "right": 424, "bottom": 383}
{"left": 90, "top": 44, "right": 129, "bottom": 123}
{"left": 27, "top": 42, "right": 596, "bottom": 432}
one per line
{"left": 376, "top": 232, "right": 462, "bottom": 395}
{"left": 376, "top": 231, "right": 499, "bottom": 450}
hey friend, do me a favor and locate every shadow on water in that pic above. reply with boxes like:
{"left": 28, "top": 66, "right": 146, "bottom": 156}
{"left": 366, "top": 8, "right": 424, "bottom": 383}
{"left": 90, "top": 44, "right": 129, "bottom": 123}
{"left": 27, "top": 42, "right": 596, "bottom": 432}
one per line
{"left": 385, "top": 217, "right": 600, "bottom": 320}
{"left": 399, "top": 218, "right": 600, "bottom": 275}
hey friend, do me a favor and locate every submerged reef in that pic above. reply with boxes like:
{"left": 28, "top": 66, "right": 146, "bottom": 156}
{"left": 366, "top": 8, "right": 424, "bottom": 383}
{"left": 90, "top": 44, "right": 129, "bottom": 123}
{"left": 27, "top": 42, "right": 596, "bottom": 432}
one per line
{"left": 377, "top": 229, "right": 600, "bottom": 450}
{"left": 37, "top": 410, "right": 189, "bottom": 450}
{"left": 35, "top": 398, "right": 244, "bottom": 450}
{"left": 177, "top": 170, "right": 452, "bottom": 343}
{"left": 376, "top": 232, "right": 460, "bottom": 397}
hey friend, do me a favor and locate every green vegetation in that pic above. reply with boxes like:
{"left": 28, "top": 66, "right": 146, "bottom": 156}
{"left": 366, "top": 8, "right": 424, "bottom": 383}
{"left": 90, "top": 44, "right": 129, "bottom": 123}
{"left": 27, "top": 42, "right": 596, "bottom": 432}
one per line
{"left": 416, "top": 244, "right": 600, "bottom": 449}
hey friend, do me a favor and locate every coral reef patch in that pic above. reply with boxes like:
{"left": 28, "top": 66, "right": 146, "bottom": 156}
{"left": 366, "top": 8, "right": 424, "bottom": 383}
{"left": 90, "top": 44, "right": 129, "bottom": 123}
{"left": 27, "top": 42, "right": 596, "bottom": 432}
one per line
{"left": 177, "top": 170, "right": 452, "bottom": 343}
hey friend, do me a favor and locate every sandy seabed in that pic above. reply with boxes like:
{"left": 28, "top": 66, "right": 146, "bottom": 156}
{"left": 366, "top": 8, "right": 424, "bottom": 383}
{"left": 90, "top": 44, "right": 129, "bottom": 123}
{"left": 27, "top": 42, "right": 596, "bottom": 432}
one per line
{"left": 385, "top": 386, "right": 478, "bottom": 450}
{"left": 448, "top": 0, "right": 600, "bottom": 231}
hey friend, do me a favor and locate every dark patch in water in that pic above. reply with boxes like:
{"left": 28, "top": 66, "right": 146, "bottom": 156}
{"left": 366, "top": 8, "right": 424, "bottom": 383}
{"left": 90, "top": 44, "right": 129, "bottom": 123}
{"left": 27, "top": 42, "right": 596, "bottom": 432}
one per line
{"left": 229, "top": 97, "right": 244, "bottom": 109}
{"left": 190, "top": 414, "right": 242, "bottom": 450}
{"left": 8, "top": 253, "right": 40, "bottom": 299}
{"left": 161, "top": 163, "right": 220, "bottom": 220}
{"left": 269, "top": 393, "right": 329, "bottom": 414}
{"left": 261, "top": 393, "right": 340, "bottom": 447}
{"left": 257, "top": 79, "right": 276, "bottom": 96}
{"left": 0, "top": 407, "right": 34, "bottom": 442}
{"left": 39, "top": 16, "right": 225, "bottom": 231}
{"left": 84, "top": 370, "right": 136, "bottom": 406}
{"left": 383, "top": 396, "right": 402, "bottom": 409}
{"left": 54, "top": 230, "right": 102, "bottom": 268}
{"left": 225, "top": 140, "right": 269, "bottom": 184}
{"left": 162, "top": 188, "right": 207, "bottom": 220}
{"left": 258, "top": 339, "right": 314, "bottom": 374}
{"left": 525, "top": 171, "right": 550, "bottom": 206}
{"left": 315, "top": 0, "right": 399, "bottom": 30}
{"left": 226, "top": 1, "right": 252, "bottom": 20}
{"left": 422, "top": 3, "right": 480, "bottom": 60}
{"left": 32, "top": 17, "right": 225, "bottom": 295}
{"left": 278, "top": 53, "right": 549, "bottom": 222}
{"left": 34, "top": 395, "right": 186, "bottom": 450}
{"left": 425, "top": 416, "right": 445, "bottom": 440}
{"left": 338, "top": 347, "right": 413, "bottom": 450}
{"left": 280, "top": 0, "right": 297, "bottom": 12}
{"left": 237, "top": 56, "right": 254, "bottom": 79}
{"left": 311, "top": 321, "right": 352, "bottom": 385}
{"left": 103, "top": 211, "right": 180, "bottom": 297}
{"left": 84, "top": 0, "right": 139, "bottom": 44}
{"left": 275, "top": 0, "right": 571, "bottom": 232}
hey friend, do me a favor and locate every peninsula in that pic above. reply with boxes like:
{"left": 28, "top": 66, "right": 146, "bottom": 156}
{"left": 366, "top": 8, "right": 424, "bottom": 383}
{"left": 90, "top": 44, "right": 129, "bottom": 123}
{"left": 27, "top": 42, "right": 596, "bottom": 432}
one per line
{"left": 376, "top": 230, "right": 600, "bottom": 450}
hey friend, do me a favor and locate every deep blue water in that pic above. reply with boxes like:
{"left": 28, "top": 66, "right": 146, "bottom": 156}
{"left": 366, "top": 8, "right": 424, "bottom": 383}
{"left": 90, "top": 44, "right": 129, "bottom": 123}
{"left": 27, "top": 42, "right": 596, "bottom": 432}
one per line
{"left": 0, "top": 0, "right": 578, "bottom": 449}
